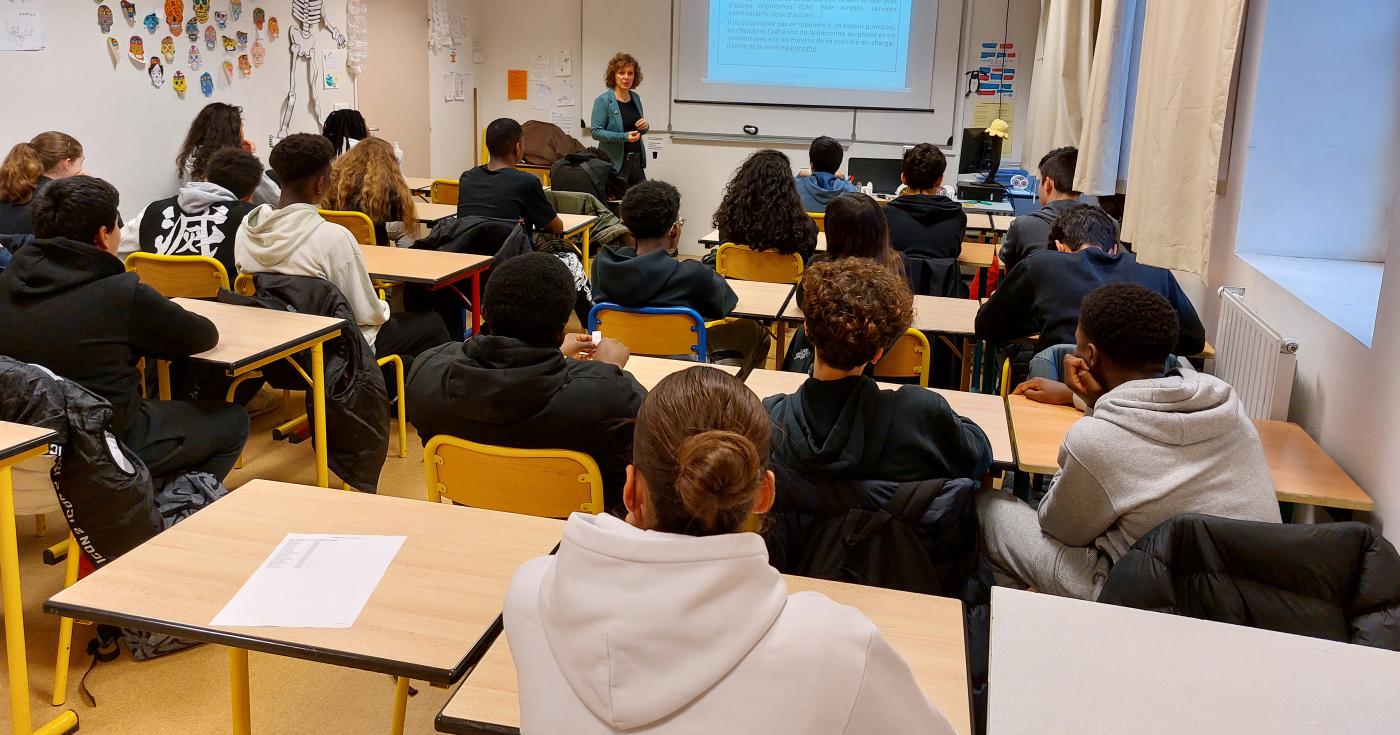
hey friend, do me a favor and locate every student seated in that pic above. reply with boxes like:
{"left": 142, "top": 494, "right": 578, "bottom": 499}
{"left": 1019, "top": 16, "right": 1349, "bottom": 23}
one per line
{"left": 975, "top": 204, "right": 1205, "bottom": 355}
{"left": 883, "top": 143, "right": 965, "bottom": 260}
{"left": 811, "top": 192, "right": 905, "bottom": 278}
{"left": 406, "top": 252, "right": 644, "bottom": 507}
{"left": 0, "top": 176, "right": 249, "bottom": 481}
{"left": 323, "top": 137, "right": 418, "bottom": 246}
{"left": 504, "top": 366, "right": 957, "bottom": 734}
{"left": 794, "top": 135, "right": 859, "bottom": 213}
{"left": 235, "top": 134, "right": 449, "bottom": 368}
{"left": 766, "top": 259, "right": 991, "bottom": 482}
{"left": 176, "top": 102, "right": 280, "bottom": 206}
{"left": 999, "top": 146, "right": 1080, "bottom": 270}
{"left": 118, "top": 147, "right": 262, "bottom": 274}
{"left": 0, "top": 131, "right": 85, "bottom": 237}
{"left": 323, "top": 108, "right": 370, "bottom": 158}
{"left": 550, "top": 147, "right": 626, "bottom": 206}
{"left": 713, "top": 149, "right": 819, "bottom": 260}
{"left": 457, "top": 118, "right": 563, "bottom": 233}
{"left": 977, "top": 284, "right": 1281, "bottom": 599}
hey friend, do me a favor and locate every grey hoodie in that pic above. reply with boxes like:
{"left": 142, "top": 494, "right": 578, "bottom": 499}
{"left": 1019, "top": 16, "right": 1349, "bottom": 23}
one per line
{"left": 1039, "top": 369, "right": 1281, "bottom": 562}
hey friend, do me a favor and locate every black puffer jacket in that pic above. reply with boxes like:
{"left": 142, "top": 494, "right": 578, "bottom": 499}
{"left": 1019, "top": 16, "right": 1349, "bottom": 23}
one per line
{"left": 1098, "top": 513, "right": 1400, "bottom": 650}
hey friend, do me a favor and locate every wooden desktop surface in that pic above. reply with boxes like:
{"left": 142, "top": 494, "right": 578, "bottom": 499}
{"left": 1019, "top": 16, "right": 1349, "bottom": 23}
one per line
{"left": 418, "top": 202, "right": 458, "bottom": 223}
{"left": 560, "top": 213, "right": 598, "bottom": 237}
{"left": 437, "top": 576, "right": 971, "bottom": 735}
{"left": 958, "top": 241, "right": 998, "bottom": 269}
{"left": 0, "top": 422, "right": 55, "bottom": 464}
{"left": 359, "top": 245, "right": 491, "bottom": 286}
{"left": 1005, "top": 396, "right": 1375, "bottom": 510}
{"left": 782, "top": 294, "right": 979, "bottom": 336}
{"left": 727, "top": 280, "right": 796, "bottom": 320}
{"left": 623, "top": 356, "right": 740, "bottom": 391}
{"left": 404, "top": 176, "right": 437, "bottom": 192}
{"left": 699, "top": 229, "right": 829, "bottom": 253}
{"left": 989, "top": 214, "right": 1014, "bottom": 232}
{"left": 172, "top": 298, "right": 345, "bottom": 373}
{"left": 963, "top": 213, "right": 993, "bottom": 231}
{"left": 988, "top": 587, "right": 1400, "bottom": 733}
{"left": 45, "top": 480, "right": 565, "bottom": 684}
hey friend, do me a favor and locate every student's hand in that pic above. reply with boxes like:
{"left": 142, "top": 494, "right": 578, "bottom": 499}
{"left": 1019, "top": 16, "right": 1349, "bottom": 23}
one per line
{"left": 1013, "top": 378, "right": 1074, "bottom": 406}
{"left": 1063, "top": 355, "right": 1106, "bottom": 409}
{"left": 626, "top": 131, "right": 641, "bottom": 143}
{"left": 560, "top": 332, "right": 593, "bottom": 359}
{"left": 635, "top": 118, "right": 650, "bottom": 132}
{"left": 590, "top": 337, "right": 631, "bottom": 368}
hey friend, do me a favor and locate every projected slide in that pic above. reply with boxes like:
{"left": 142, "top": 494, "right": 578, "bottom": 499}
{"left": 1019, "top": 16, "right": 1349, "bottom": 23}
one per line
{"left": 707, "top": 0, "right": 914, "bottom": 92}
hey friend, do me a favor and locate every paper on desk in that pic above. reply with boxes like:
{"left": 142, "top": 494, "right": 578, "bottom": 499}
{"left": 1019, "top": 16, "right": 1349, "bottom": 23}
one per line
{"left": 211, "top": 534, "right": 406, "bottom": 628}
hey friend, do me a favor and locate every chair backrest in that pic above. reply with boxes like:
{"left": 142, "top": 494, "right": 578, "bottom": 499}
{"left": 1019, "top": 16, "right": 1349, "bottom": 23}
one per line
{"left": 124, "top": 252, "right": 229, "bottom": 298}
{"left": 714, "top": 243, "right": 805, "bottom": 284}
{"left": 588, "top": 303, "right": 708, "bottom": 361}
{"left": 424, "top": 435, "right": 605, "bottom": 517}
{"left": 430, "top": 178, "right": 459, "bottom": 206}
{"left": 232, "top": 273, "right": 257, "bottom": 296}
{"left": 519, "top": 164, "right": 552, "bottom": 188}
{"left": 808, "top": 212, "right": 825, "bottom": 232}
{"left": 318, "top": 209, "right": 377, "bottom": 246}
{"left": 872, "top": 329, "right": 932, "bottom": 387}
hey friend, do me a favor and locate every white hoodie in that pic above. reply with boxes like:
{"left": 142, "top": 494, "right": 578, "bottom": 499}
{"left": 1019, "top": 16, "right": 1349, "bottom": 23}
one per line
{"left": 504, "top": 512, "right": 956, "bottom": 735}
{"left": 234, "top": 202, "right": 390, "bottom": 347}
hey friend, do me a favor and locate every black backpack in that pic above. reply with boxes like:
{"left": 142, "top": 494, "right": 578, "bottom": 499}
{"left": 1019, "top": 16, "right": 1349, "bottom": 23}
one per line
{"left": 794, "top": 479, "right": 947, "bottom": 594}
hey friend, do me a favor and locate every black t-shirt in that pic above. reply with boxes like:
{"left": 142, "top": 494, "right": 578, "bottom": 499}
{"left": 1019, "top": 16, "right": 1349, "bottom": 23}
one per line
{"left": 619, "top": 96, "right": 642, "bottom": 157}
{"left": 456, "top": 166, "right": 557, "bottom": 231}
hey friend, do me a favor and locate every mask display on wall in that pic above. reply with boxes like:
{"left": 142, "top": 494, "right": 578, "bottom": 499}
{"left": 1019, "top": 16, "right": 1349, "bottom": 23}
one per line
{"left": 160, "top": 35, "right": 175, "bottom": 62}
{"left": 251, "top": 39, "right": 266, "bottom": 67}
{"left": 222, "top": 35, "right": 236, "bottom": 52}
{"left": 186, "top": 18, "right": 199, "bottom": 41}
{"left": 232, "top": 0, "right": 243, "bottom": 22}
{"left": 268, "top": 17, "right": 279, "bottom": 40}
{"left": 194, "top": 0, "right": 210, "bottom": 25}
{"left": 128, "top": 35, "right": 144, "bottom": 61}
{"left": 143, "top": 12, "right": 159, "bottom": 34}
{"left": 204, "top": 25, "right": 216, "bottom": 50}
{"left": 121, "top": 1, "right": 136, "bottom": 22}
{"left": 189, "top": 44, "right": 202, "bottom": 70}
{"left": 200, "top": 71, "right": 214, "bottom": 96}
{"left": 237, "top": 31, "right": 248, "bottom": 49}
{"left": 215, "top": 11, "right": 228, "bottom": 29}
{"left": 148, "top": 57, "right": 165, "bottom": 88}
{"left": 222, "top": 59, "right": 234, "bottom": 82}
{"left": 238, "top": 54, "right": 252, "bottom": 77}
{"left": 108, "top": 36, "right": 121, "bottom": 61}
{"left": 165, "top": 0, "right": 183, "bottom": 35}
{"left": 98, "top": 5, "right": 114, "bottom": 34}
{"left": 173, "top": 70, "right": 187, "bottom": 95}
{"left": 254, "top": 8, "right": 265, "bottom": 31}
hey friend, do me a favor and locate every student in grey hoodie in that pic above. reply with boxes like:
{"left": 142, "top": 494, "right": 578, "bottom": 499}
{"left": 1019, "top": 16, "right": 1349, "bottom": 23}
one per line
{"left": 977, "top": 284, "right": 1281, "bottom": 600}
{"left": 794, "top": 136, "right": 859, "bottom": 213}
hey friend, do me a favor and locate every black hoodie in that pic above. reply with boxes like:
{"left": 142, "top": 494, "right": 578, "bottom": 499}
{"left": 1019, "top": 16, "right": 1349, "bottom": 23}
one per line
{"left": 0, "top": 238, "right": 219, "bottom": 435}
{"left": 883, "top": 194, "right": 967, "bottom": 259}
{"left": 406, "top": 335, "right": 646, "bottom": 508}
{"left": 763, "top": 375, "right": 992, "bottom": 483}
{"left": 591, "top": 245, "right": 738, "bottom": 320}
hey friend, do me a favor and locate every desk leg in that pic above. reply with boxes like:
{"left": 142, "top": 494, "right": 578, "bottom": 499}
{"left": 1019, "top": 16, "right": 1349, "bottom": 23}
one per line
{"left": 157, "top": 360, "right": 172, "bottom": 401}
{"left": 470, "top": 271, "right": 483, "bottom": 337}
{"left": 960, "top": 337, "right": 973, "bottom": 392}
{"left": 390, "top": 676, "right": 410, "bottom": 735}
{"left": 582, "top": 224, "right": 593, "bottom": 278}
{"left": 228, "top": 648, "right": 252, "bottom": 735}
{"left": 311, "top": 343, "right": 329, "bottom": 489}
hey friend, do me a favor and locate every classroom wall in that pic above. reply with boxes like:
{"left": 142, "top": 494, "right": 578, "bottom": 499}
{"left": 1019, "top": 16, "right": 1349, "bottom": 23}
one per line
{"left": 426, "top": 0, "right": 479, "bottom": 180}
{"left": 1206, "top": 0, "right": 1400, "bottom": 539}
{"left": 0, "top": 2, "right": 356, "bottom": 220}
{"left": 356, "top": 0, "right": 431, "bottom": 176}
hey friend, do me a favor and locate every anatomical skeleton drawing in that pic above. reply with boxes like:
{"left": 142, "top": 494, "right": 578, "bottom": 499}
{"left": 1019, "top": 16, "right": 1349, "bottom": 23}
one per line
{"left": 277, "top": 0, "right": 347, "bottom": 139}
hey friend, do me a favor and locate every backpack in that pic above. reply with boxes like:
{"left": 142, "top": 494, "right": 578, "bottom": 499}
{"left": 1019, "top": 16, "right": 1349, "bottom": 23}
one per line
{"left": 794, "top": 479, "right": 946, "bottom": 594}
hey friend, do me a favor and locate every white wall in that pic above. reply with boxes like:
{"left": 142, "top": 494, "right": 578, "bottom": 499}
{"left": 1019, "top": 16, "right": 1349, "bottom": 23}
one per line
{"left": 1208, "top": 0, "right": 1400, "bottom": 539}
{"left": 426, "top": 0, "right": 480, "bottom": 179}
{"left": 0, "top": 1, "right": 355, "bottom": 219}
{"left": 356, "top": 0, "right": 431, "bottom": 175}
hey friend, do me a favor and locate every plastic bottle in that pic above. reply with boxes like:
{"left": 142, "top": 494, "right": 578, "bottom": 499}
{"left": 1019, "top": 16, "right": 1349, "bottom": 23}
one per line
{"left": 392, "top": 141, "right": 404, "bottom": 166}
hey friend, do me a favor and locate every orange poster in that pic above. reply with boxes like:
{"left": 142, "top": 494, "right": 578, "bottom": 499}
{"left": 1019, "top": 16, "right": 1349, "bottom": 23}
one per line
{"left": 507, "top": 69, "right": 528, "bottom": 100}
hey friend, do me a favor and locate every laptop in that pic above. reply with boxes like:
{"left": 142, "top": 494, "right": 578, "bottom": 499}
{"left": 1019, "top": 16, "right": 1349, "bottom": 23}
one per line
{"left": 847, "top": 158, "right": 904, "bottom": 196}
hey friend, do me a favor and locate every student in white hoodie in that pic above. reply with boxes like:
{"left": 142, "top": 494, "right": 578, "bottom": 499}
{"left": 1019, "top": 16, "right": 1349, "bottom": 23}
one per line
{"left": 234, "top": 134, "right": 449, "bottom": 365}
{"left": 505, "top": 366, "right": 956, "bottom": 735}
{"left": 977, "top": 284, "right": 1281, "bottom": 600}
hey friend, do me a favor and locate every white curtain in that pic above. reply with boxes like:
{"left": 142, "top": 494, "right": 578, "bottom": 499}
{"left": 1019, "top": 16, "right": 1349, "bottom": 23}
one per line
{"left": 1074, "top": 0, "right": 1144, "bottom": 195}
{"left": 1022, "top": 0, "right": 1096, "bottom": 172}
{"left": 1119, "top": 0, "right": 1248, "bottom": 276}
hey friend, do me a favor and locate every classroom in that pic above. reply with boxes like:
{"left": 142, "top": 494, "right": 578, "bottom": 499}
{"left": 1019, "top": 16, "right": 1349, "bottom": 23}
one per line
{"left": 0, "top": 0, "right": 1397, "bottom": 733}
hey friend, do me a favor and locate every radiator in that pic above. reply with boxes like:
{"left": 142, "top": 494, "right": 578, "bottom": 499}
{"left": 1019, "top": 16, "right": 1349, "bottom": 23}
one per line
{"left": 1212, "top": 287, "right": 1298, "bottom": 420}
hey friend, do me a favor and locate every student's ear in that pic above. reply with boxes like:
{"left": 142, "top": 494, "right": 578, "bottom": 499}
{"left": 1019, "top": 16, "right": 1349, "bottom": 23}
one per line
{"left": 513, "top": 140, "right": 524, "bottom": 164}
{"left": 96, "top": 221, "right": 120, "bottom": 255}
{"left": 869, "top": 347, "right": 887, "bottom": 366}
{"left": 751, "top": 470, "right": 776, "bottom": 516}
{"left": 933, "top": 175, "right": 944, "bottom": 191}
{"left": 622, "top": 465, "right": 644, "bottom": 527}
{"left": 1055, "top": 239, "right": 1073, "bottom": 253}
{"left": 241, "top": 193, "right": 255, "bottom": 203}
{"left": 900, "top": 172, "right": 908, "bottom": 186}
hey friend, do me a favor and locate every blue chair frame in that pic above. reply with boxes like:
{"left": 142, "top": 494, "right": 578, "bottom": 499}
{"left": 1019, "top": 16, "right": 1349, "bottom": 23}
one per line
{"left": 587, "top": 303, "right": 710, "bottom": 361}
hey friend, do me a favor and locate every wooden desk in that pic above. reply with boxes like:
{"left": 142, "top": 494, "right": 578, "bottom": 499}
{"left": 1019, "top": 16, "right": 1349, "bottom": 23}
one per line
{"left": 744, "top": 370, "right": 1014, "bottom": 469}
{"left": 958, "top": 241, "right": 997, "bottom": 269}
{"left": 417, "top": 202, "right": 458, "bottom": 224}
{"left": 989, "top": 214, "right": 1014, "bottom": 232}
{"left": 46, "top": 480, "right": 564, "bottom": 735}
{"left": 962, "top": 213, "right": 993, "bottom": 231}
{"left": 699, "top": 229, "right": 830, "bottom": 253}
{"left": 623, "top": 356, "right": 739, "bottom": 391}
{"left": 173, "top": 299, "right": 344, "bottom": 487}
{"left": 1, "top": 423, "right": 79, "bottom": 735}
{"left": 437, "top": 576, "right": 971, "bottom": 735}
{"left": 727, "top": 279, "right": 796, "bottom": 320}
{"left": 1005, "top": 396, "right": 1376, "bottom": 511}
{"left": 559, "top": 213, "right": 600, "bottom": 274}
{"left": 989, "top": 587, "right": 1400, "bottom": 733}
{"left": 404, "top": 176, "right": 436, "bottom": 201}
{"left": 360, "top": 246, "right": 493, "bottom": 335}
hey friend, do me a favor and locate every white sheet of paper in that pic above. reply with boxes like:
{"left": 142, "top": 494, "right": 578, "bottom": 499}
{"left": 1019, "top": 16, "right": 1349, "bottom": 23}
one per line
{"left": 556, "top": 79, "right": 577, "bottom": 107}
{"left": 552, "top": 110, "right": 575, "bottom": 129}
{"left": 554, "top": 49, "right": 572, "bottom": 76}
{"left": 472, "top": 39, "right": 484, "bottom": 64}
{"left": 443, "top": 72, "right": 456, "bottom": 102}
{"left": 211, "top": 534, "right": 406, "bottom": 628}
{"left": 531, "top": 53, "right": 549, "bottom": 76}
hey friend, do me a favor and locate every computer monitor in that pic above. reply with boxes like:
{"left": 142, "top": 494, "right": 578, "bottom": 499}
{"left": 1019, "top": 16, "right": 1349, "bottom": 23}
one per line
{"left": 847, "top": 157, "right": 904, "bottom": 195}
{"left": 958, "top": 127, "right": 1002, "bottom": 183}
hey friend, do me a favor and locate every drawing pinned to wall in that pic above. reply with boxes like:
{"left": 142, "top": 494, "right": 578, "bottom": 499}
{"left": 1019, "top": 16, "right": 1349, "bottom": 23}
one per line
{"left": 107, "top": 36, "right": 121, "bottom": 62}
{"left": 222, "top": 35, "right": 236, "bottom": 52}
{"left": 160, "top": 35, "right": 175, "bottom": 62}
{"left": 194, "top": 0, "right": 210, "bottom": 25}
{"left": 251, "top": 38, "right": 265, "bottom": 67}
{"left": 268, "top": 17, "right": 279, "bottom": 40}
{"left": 164, "top": 0, "right": 183, "bottom": 35}
{"left": 189, "top": 43, "right": 202, "bottom": 69}
{"left": 98, "top": 5, "right": 114, "bottom": 34}
{"left": 554, "top": 50, "right": 572, "bottom": 77}
{"left": 428, "top": 0, "right": 452, "bottom": 50}
{"left": 237, "top": 31, "right": 248, "bottom": 49}
{"left": 346, "top": 0, "right": 368, "bottom": 77}
{"left": 204, "top": 25, "right": 216, "bottom": 50}
{"left": 975, "top": 41, "right": 1017, "bottom": 97}
{"left": 148, "top": 57, "right": 165, "bottom": 88}
{"left": 254, "top": 8, "right": 265, "bottom": 31}
{"left": 277, "top": 1, "right": 348, "bottom": 137}
{"left": 128, "top": 34, "right": 144, "bottom": 61}
{"left": 186, "top": 18, "right": 198, "bottom": 41}
{"left": 232, "top": 0, "right": 243, "bottom": 22}
{"left": 215, "top": 11, "right": 228, "bottom": 29}
{"left": 239, "top": 53, "right": 252, "bottom": 77}
{"left": 222, "top": 59, "right": 233, "bottom": 82}
{"left": 121, "top": 1, "right": 136, "bottom": 23}
{"left": 323, "top": 49, "right": 342, "bottom": 89}
{"left": 173, "top": 69, "right": 188, "bottom": 96}
{"left": 143, "top": 13, "right": 159, "bottom": 34}
{"left": 200, "top": 71, "right": 214, "bottom": 96}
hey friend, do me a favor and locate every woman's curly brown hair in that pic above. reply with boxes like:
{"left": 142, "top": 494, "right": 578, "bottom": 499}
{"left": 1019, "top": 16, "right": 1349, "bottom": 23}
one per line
{"left": 712, "top": 149, "right": 817, "bottom": 256}
{"left": 605, "top": 52, "right": 642, "bottom": 88}
{"left": 799, "top": 258, "right": 913, "bottom": 370}
{"left": 323, "top": 137, "right": 416, "bottom": 235}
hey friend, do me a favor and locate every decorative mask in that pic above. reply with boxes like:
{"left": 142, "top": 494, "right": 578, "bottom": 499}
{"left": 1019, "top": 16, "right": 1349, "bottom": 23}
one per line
{"left": 222, "top": 59, "right": 234, "bottom": 82}
{"left": 107, "top": 36, "right": 121, "bottom": 60}
{"left": 222, "top": 35, "right": 236, "bottom": 52}
{"left": 251, "top": 39, "right": 266, "bottom": 67}
{"left": 143, "top": 12, "right": 159, "bottom": 34}
{"left": 160, "top": 36, "right": 175, "bottom": 62}
{"left": 200, "top": 71, "right": 214, "bottom": 96}
{"left": 97, "top": 5, "right": 114, "bottom": 33}
{"left": 120, "top": 1, "right": 136, "bottom": 22}
{"left": 253, "top": 7, "right": 265, "bottom": 30}
{"left": 128, "top": 35, "right": 144, "bottom": 61}
{"left": 236, "top": 31, "right": 248, "bottom": 49}
{"left": 173, "top": 70, "right": 187, "bottom": 95}
{"left": 185, "top": 18, "right": 198, "bottom": 41}
{"left": 148, "top": 58, "right": 165, "bottom": 88}
{"left": 215, "top": 11, "right": 228, "bottom": 29}
{"left": 194, "top": 0, "right": 210, "bottom": 24}
{"left": 231, "top": 0, "right": 243, "bottom": 21}
{"left": 189, "top": 44, "right": 202, "bottom": 70}
{"left": 238, "top": 54, "right": 252, "bottom": 77}
{"left": 268, "top": 17, "right": 279, "bottom": 40}
{"left": 164, "top": 0, "right": 183, "bottom": 35}
{"left": 204, "top": 25, "right": 216, "bottom": 50}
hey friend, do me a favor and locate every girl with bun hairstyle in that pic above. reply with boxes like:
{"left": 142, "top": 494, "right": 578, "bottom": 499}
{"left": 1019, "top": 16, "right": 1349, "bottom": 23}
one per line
{"left": 0, "top": 132, "right": 84, "bottom": 236}
{"left": 504, "top": 366, "right": 955, "bottom": 734}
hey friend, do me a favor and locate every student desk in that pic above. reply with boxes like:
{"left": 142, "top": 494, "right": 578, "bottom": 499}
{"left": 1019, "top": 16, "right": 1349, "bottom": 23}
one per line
{"left": 962, "top": 213, "right": 994, "bottom": 232}
{"left": 559, "top": 213, "right": 600, "bottom": 273}
{"left": 404, "top": 177, "right": 436, "bottom": 201}
{"left": 988, "top": 587, "right": 1400, "bottom": 733}
{"left": 44, "top": 480, "right": 564, "bottom": 735}
{"left": 435, "top": 576, "right": 972, "bottom": 735}
{"left": 172, "top": 299, "right": 345, "bottom": 487}
{"left": 623, "top": 356, "right": 740, "bottom": 390}
{"left": 989, "top": 214, "right": 1014, "bottom": 233}
{"left": 698, "top": 229, "right": 830, "bottom": 253}
{"left": 359, "top": 245, "right": 493, "bottom": 335}
{"left": 743, "top": 369, "right": 1014, "bottom": 470}
{"left": 1004, "top": 395, "right": 1376, "bottom": 512}
{"left": 726, "top": 279, "right": 796, "bottom": 321}
{"left": 0, "top": 422, "right": 79, "bottom": 735}
{"left": 417, "top": 202, "right": 458, "bottom": 225}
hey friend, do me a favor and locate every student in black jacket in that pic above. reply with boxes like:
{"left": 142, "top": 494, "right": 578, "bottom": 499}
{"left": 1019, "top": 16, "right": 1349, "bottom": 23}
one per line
{"left": 999, "top": 146, "right": 1081, "bottom": 271}
{"left": 765, "top": 259, "right": 992, "bottom": 482}
{"left": 407, "top": 252, "right": 645, "bottom": 509}
{"left": 0, "top": 177, "right": 249, "bottom": 481}
{"left": 884, "top": 143, "right": 966, "bottom": 260}
{"left": 976, "top": 204, "right": 1205, "bottom": 355}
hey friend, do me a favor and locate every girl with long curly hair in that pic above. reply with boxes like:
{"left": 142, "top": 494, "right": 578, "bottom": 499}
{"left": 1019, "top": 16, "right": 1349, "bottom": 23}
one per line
{"left": 323, "top": 137, "right": 417, "bottom": 245}
{"left": 712, "top": 149, "right": 818, "bottom": 259}
{"left": 175, "top": 102, "right": 280, "bottom": 205}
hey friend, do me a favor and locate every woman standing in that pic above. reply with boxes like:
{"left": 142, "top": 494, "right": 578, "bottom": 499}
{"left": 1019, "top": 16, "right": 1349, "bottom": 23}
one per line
{"left": 590, "top": 52, "right": 649, "bottom": 188}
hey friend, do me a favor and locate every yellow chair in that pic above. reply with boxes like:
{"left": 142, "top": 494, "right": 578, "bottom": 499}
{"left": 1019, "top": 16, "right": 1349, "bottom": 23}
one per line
{"left": 808, "top": 212, "right": 825, "bottom": 232}
{"left": 589, "top": 304, "right": 721, "bottom": 361}
{"left": 714, "top": 243, "right": 805, "bottom": 284}
{"left": 429, "top": 178, "right": 459, "bottom": 206}
{"left": 873, "top": 329, "right": 932, "bottom": 388}
{"left": 319, "top": 209, "right": 377, "bottom": 247}
{"left": 1000, "top": 357, "right": 1013, "bottom": 397}
{"left": 124, "top": 252, "right": 229, "bottom": 298}
{"left": 424, "top": 435, "right": 605, "bottom": 517}
{"left": 519, "top": 164, "right": 552, "bottom": 188}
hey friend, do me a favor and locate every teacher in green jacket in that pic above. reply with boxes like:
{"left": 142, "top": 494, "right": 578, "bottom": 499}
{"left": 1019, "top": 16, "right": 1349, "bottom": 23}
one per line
{"left": 591, "top": 52, "right": 648, "bottom": 188}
